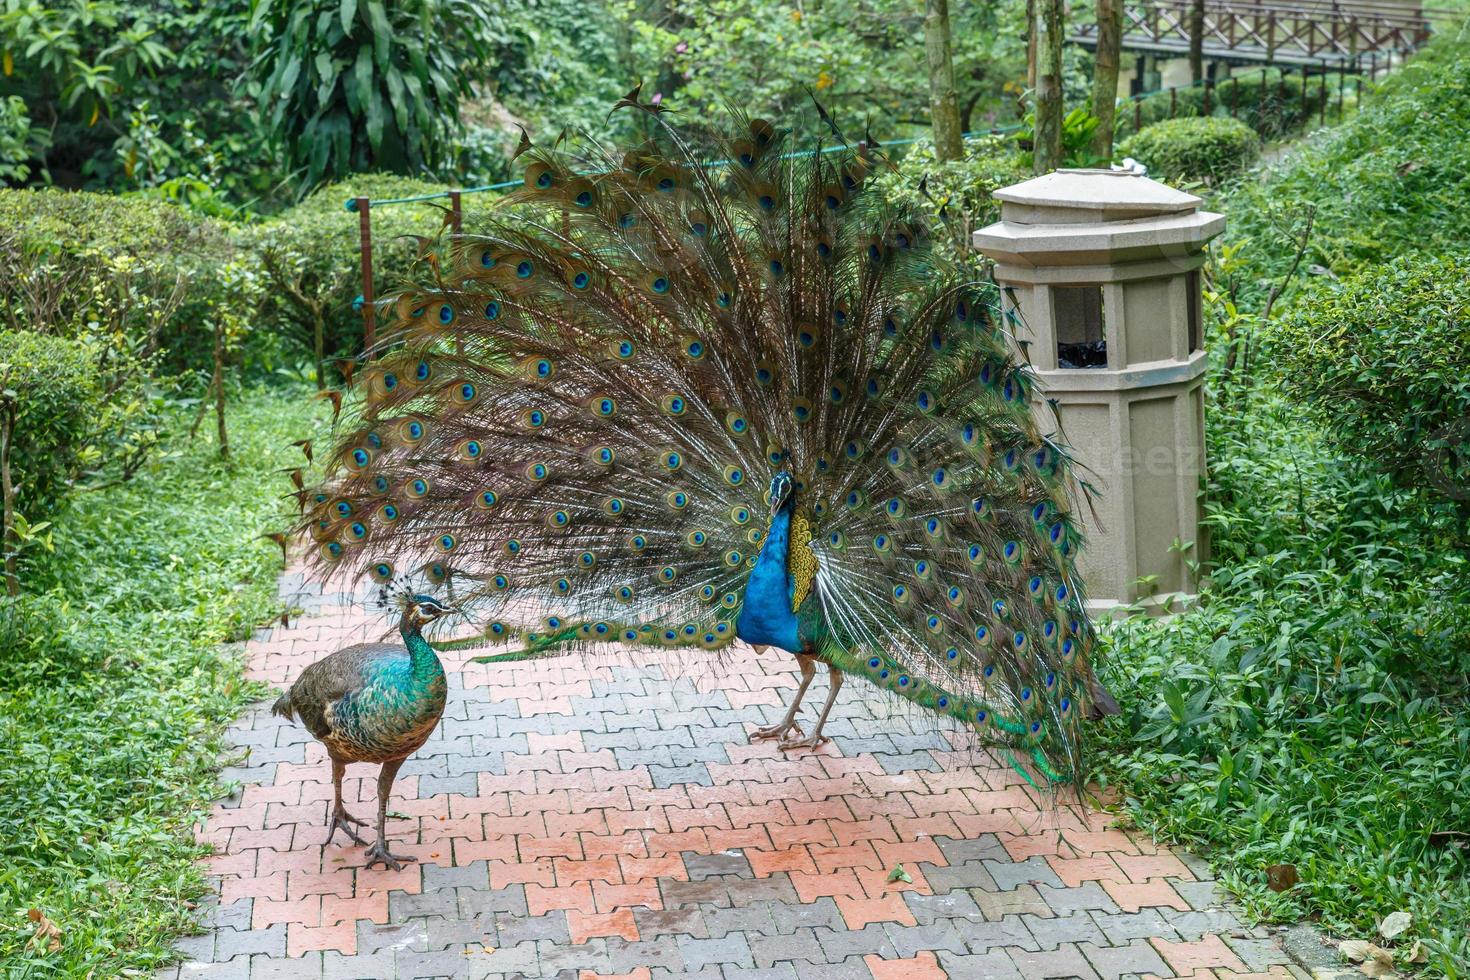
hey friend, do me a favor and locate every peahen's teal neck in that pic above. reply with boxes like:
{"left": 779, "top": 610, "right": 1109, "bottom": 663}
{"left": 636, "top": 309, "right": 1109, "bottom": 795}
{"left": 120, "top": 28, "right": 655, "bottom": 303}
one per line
{"left": 399, "top": 619, "right": 445, "bottom": 685}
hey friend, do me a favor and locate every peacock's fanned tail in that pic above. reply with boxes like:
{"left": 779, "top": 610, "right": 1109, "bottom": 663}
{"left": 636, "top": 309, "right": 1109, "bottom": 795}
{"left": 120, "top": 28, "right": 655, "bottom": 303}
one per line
{"left": 296, "top": 108, "right": 1103, "bottom": 787}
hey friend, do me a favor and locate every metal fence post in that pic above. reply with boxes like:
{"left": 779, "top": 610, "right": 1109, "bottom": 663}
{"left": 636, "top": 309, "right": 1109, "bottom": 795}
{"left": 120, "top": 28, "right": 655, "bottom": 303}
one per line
{"left": 1319, "top": 61, "right": 1327, "bottom": 125}
{"left": 356, "top": 196, "right": 376, "bottom": 358}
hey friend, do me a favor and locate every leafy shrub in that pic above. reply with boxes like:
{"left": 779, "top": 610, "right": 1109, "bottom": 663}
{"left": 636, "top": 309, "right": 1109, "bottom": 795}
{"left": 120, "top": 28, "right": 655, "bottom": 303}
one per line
{"left": 0, "top": 332, "right": 99, "bottom": 517}
{"left": 1223, "top": 38, "right": 1470, "bottom": 312}
{"left": 1132, "top": 69, "right": 1331, "bottom": 140}
{"left": 1120, "top": 116, "right": 1260, "bottom": 184}
{"left": 1273, "top": 253, "right": 1470, "bottom": 520}
{"left": 243, "top": 174, "right": 465, "bottom": 374}
{"left": 873, "top": 136, "right": 1028, "bottom": 264}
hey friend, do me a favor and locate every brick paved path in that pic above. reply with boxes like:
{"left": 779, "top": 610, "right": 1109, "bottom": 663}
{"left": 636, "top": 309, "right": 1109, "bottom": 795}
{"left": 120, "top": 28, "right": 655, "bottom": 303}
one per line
{"left": 164, "top": 571, "right": 1304, "bottom": 980}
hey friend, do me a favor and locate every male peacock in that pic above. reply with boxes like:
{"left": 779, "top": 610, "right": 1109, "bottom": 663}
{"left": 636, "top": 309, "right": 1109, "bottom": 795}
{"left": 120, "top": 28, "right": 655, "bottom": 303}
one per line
{"left": 300, "top": 101, "right": 1115, "bottom": 788}
{"left": 272, "top": 592, "right": 453, "bottom": 869}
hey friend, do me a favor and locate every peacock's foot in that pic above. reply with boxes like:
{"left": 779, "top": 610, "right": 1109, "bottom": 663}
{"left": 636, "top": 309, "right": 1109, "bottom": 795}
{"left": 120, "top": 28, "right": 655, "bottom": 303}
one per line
{"left": 325, "top": 807, "right": 367, "bottom": 846}
{"left": 778, "top": 733, "right": 830, "bottom": 751}
{"left": 749, "top": 720, "right": 803, "bottom": 743}
{"left": 362, "top": 839, "right": 417, "bottom": 872}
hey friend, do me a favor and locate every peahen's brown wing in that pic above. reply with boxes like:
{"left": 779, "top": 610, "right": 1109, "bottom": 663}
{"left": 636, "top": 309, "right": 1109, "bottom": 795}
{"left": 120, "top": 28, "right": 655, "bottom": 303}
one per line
{"left": 280, "top": 643, "right": 404, "bottom": 741}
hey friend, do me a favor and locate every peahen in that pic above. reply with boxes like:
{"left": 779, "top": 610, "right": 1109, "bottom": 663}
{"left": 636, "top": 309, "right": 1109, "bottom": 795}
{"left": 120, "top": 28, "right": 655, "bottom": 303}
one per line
{"left": 299, "top": 102, "right": 1116, "bottom": 788}
{"left": 271, "top": 592, "right": 454, "bottom": 869}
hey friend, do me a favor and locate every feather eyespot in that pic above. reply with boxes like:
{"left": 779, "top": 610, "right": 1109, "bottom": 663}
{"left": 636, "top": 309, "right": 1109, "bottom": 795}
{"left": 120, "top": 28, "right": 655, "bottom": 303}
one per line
{"left": 520, "top": 409, "right": 546, "bottom": 430}
{"left": 547, "top": 510, "right": 570, "bottom": 529}
{"left": 370, "top": 475, "right": 389, "bottom": 496}
{"left": 491, "top": 574, "right": 510, "bottom": 591}
{"left": 723, "top": 550, "right": 743, "bottom": 567}
{"left": 522, "top": 356, "right": 555, "bottom": 380}
{"left": 967, "top": 544, "right": 984, "bottom": 565}
{"left": 662, "top": 450, "right": 683, "bottom": 471}
{"left": 754, "top": 362, "right": 774, "bottom": 386}
{"left": 667, "top": 491, "right": 689, "bottom": 510}
{"left": 458, "top": 439, "right": 483, "bottom": 460}
{"left": 659, "top": 566, "right": 678, "bottom": 583}
{"left": 589, "top": 445, "right": 616, "bottom": 466}
{"left": 368, "top": 561, "right": 394, "bottom": 583}
{"left": 661, "top": 394, "right": 687, "bottom": 416}
{"left": 1003, "top": 540, "right": 1024, "bottom": 564}
{"left": 399, "top": 419, "right": 427, "bottom": 444}
{"left": 515, "top": 260, "right": 534, "bottom": 279}
{"left": 345, "top": 522, "right": 367, "bottom": 541}
{"left": 406, "top": 478, "right": 430, "bottom": 499}
{"left": 526, "top": 463, "right": 549, "bottom": 481}
{"left": 686, "top": 530, "right": 708, "bottom": 548}
{"left": 350, "top": 448, "right": 371, "bottom": 469}
{"left": 454, "top": 381, "right": 477, "bottom": 403}
{"left": 627, "top": 534, "right": 648, "bottom": 552}
{"left": 721, "top": 592, "right": 739, "bottom": 609}
{"left": 615, "top": 585, "right": 636, "bottom": 602}
{"left": 725, "top": 413, "right": 748, "bottom": 435}
{"left": 884, "top": 497, "right": 907, "bottom": 519}
{"left": 791, "top": 397, "right": 813, "bottom": 423}
{"left": 611, "top": 339, "right": 635, "bottom": 360}
{"left": 947, "top": 586, "right": 966, "bottom": 608}
{"left": 331, "top": 499, "right": 353, "bottom": 519}
{"left": 437, "top": 303, "right": 454, "bottom": 325}
{"left": 504, "top": 538, "right": 522, "bottom": 555}
{"left": 684, "top": 337, "right": 705, "bottom": 359}
{"left": 590, "top": 396, "right": 616, "bottom": 418}
{"left": 377, "top": 503, "right": 400, "bottom": 523}
{"left": 484, "top": 300, "right": 501, "bottom": 319}
{"left": 320, "top": 541, "right": 344, "bottom": 560}
{"left": 649, "top": 275, "right": 671, "bottom": 295}
{"left": 551, "top": 578, "right": 571, "bottom": 595}
{"left": 435, "top": 534, "right": 457, "bottom": 553}
{"left": 730, "top": 506, "right": 751, "bottom": 525}
{"left": 915, "top": 390, "right": 937, "bottom": 414}
{"left": 925, "top": 517, "right": 945, "bottom": 539}
{"left": 974, "top": 625, "right": 991, "bottom": 645}
{"left": 745, "top": 528, "right": 763, "bottom": 546}
{"left": 796, "top": 324, "right": 817, "bottom": 348}
{"left": 571, "top": 271, "right": 591, "bottom": 290}
{"left": 477, "top": 490, "right": 498, "bottom": 510}
{"left": 972, "top": 497, "right": 993, "bottom": 520}
{"left": 891, "top": 584, "right": 910, "bottom": 605}
{"left": 415, "top": 360, "right": 432, "bottom": 382}
{"left": 872, "top": 534, "right": 892, "bottom": 556}
{"left": 603, "top": 497, "right": 624, "bottom": 516}
{"left": 723, "top": 466, "right": 745, "bottom": 486}
{"left": 829, "top": 380, "right": 848, "bottom": 405}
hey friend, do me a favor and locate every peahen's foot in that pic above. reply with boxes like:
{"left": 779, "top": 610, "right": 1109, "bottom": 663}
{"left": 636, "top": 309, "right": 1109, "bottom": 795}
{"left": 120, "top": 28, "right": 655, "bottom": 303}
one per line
{"left": 362, "top": 839, "right": 417, "bottom": 872}
{"left": 325, "top": 806, "right": 367, "bottom": 846}
{"left": 750, "top": 720, "right": 803, "bottom": 742}
{"left": 778, "top": 733, "right": 830, "bottom": 751}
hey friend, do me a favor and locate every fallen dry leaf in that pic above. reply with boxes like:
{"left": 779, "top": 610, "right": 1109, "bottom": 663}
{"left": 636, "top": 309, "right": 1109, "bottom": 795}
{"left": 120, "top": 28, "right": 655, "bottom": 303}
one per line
{"left": 1341, "top": 939, "right": 1373, "bottom": 961}
{"left": 1379, "top": 911, "right": 1411, "bottom": 940}
{"left": 27, "top": 908, "right": 62, "bottom": 953}
{"left": 1405, "top": 941, "right": 1428, "bottom": 965}
{"left": 1429, "top": 830, "right": 1468, "bottom": 849}
{"left": 1266, "top": 863, "right": 1299, "bottom": 892}
{"left": 1360, "top": 959, "right": 1397, "bottom": 979}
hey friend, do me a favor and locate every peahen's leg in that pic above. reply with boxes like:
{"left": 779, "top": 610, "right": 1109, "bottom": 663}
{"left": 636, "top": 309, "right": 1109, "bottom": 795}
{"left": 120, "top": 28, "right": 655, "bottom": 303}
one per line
{"left": 325, "top": 756, "right": 367, "bottom": 847}
{"left": 362, "top": 757, "right": 417, "bottom": 871}
{"left": 750, "top": 652, "right": 814, "bottom": 742}
{"left": 780, "top": 663, "right": 844, "bottom": 750}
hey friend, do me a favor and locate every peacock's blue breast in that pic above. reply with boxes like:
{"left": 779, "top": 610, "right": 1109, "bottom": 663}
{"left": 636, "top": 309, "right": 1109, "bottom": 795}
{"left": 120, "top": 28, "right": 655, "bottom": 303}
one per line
{"left": 736, "top": 510, "right": 803, "bottom": 653}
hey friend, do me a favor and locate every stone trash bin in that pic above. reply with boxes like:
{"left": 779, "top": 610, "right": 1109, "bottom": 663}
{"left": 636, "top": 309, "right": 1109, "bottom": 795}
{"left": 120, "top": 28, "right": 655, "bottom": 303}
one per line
{"left": 973, "top": 169, "right": 1224, "bottom": 614}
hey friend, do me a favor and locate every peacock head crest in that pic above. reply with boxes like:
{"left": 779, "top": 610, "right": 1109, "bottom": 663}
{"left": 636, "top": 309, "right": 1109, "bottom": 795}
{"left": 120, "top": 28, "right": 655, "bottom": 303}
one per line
{"left": 768, "top": 470, "right": 794, "bottom": 516}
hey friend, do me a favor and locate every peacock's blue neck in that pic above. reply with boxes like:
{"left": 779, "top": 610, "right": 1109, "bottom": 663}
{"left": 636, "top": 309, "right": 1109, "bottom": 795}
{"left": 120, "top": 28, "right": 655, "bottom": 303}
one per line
{"left": 736, "top": 505, "right": 802, "bottom": 653}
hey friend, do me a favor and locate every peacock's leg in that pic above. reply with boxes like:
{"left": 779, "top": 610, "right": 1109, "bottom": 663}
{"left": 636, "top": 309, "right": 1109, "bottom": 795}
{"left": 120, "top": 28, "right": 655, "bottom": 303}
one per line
{"left": 780, "top": 663, "right": 843, "bottom": 750}
{"left": 749, "top": 652, "right": 813, "bottom": 742}
{"left": 325, "top": 757, "right": 367, "bottom": 846}
{"left": 362, "top": 757, "right": 417, "bottom": 871}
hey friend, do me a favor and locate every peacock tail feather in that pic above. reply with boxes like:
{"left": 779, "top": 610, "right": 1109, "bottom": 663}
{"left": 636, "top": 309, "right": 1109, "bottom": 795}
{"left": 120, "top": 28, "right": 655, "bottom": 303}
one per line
{"left": 297, "top": 105, "right": 1102, "bottom": 786}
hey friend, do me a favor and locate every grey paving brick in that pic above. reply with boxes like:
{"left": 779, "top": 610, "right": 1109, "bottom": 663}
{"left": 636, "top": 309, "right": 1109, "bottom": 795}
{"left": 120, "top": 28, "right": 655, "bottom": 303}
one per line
{"left": 905, "top": 889, "right": 983, "bottom": 925}
{"left": 456, "top": 884, "right": 528, "bottom": 919}
{"left": 1226, "top": 934, "right": 1293, "bottom": 970}
{"left": 1162, "top": 906, "right": 1244, "bottom": 939}
{"left": 1008, "top": 942, "right": 1101, "bottom": 980}
{"left": 202, "top": 899, "right": 254, "bottom": 933}
{"left": 783, "top": 958, "right": 873, "bottom": 980}
{"left": 394, "top": 944, "right": 472, "bottom": 978}
{"left": 874, "top": 751, "right": 942, "bottom": 774}
{"left": 422, "top": 859, "right": 488, "bottom": 891}
{"left": 729, "top": 876, "right": 799, "bottom": 904}
{"left": 721, "top": 964, "right": 800, "bottom": 980}
{"left": 812, "top": 923, "right": 896, "bottom": 960}
{"left": 390, "top": 887, "right": 460, "bottom": 921}
{"left": 174, "top": 956, "right": 251, "bottom": 980}
{"left": 173, "top": 932, "right": 215, "bottom": 963}
{"left": 669, "top": 741, "right": 731, "bottom": 765}
{"left": 322, "top": 948, "right": 398, "bottom": 980}
{"left": 653, "top": 763, "right": 714, "bottom": 788}
{"left": 678, "top": 932, "right": 756, "bottom": 969}
{"left": 603, "top": 937, "right": 689, "bottom": 972}
{"left": 963, "top": 914, "right": 1041, "bottom": 953}
{"left": 936, "top": 835, "right": 1009, "bottom": 865}
{"left": 650, "top": 966, "right": 723, "bottom": 980}
{"left": 416, "top": 771, "right": 480, "bottom": 796}
{"left": 1090, "top": 908, "right": 1180, "bottom": 945}
{"left": 249, "top": 952, "right": 323, "bottom": 980}
{"left": 884, "top": 920, "right": 970, "bottom": 956}
{"left": 357, "top": 919, "right": 430, "bottom": 955}
{"left": 1171, "top": 878, "right": 1230, "bottom": 911}
{"left": 703, "top": 903, "right": 778, "bottom": 938}
{"left": 636, "top": 906, "right": 711, "bottom": 941}
{"left": 923, "top": 859, "right": 999, "bottom": 894}
{"left": 830, "top": 735, "right": 898, "bottom": 756}
{"left": 493, "top": 910, "right": 569, "bottom": 946}
{"left": 472, "top": 940, "right": 539, "bottom": 977}
{"left": 426, "top": 912, "right": 497, "bottom": 950}
{"left": 759, "top": 897, "right": 843, "bottom": 934}
{"left": 1023, "top": 912, "right": 1108, "bottom": 951}
{"left": 748, "top": 926, "right": 823, "bottom": 966}
{"left": 985, "top": 856, "right": 1064, "bottom": 891}
{"left": 938, "top": 950, "right": 1027, "bottom": 980}
{"left": 1038, "top": 882, "right": 1120, "bottom": 916}
{"left": 214, "top": 924, "right": 287, "bottom": 960}
{"left": 685, "top": 851, "right": 754, "bottom": 880}
{"left": 1079, "top": 940, "right": 1171, "bottom": 980}
{"left": 664, "top": 879, "right": 736, "bottom": 908}
{"left": 1175, "top": 849, "right": 1213, "bottom": 880}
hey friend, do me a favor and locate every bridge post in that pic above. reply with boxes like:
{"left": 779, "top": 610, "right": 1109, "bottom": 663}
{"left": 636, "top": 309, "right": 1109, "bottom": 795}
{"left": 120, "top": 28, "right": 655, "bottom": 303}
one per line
{"left": 974, "top": 171, "right": 1224, "bottom": 613}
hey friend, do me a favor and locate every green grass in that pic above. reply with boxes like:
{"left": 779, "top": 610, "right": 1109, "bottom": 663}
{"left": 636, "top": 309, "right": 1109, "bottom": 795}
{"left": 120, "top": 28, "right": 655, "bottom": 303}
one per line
{"left": 0, "top": 387, "right": 324, "bottom": 975}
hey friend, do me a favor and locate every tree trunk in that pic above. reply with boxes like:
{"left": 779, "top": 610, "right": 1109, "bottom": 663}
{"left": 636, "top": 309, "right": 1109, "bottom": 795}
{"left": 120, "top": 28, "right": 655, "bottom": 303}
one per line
{"left": 1091, "top": 0, "right": 1124, "bottom": 159}
{"left": 313, "top": 307, "right": 327, "bottom": 391}
{"left": 2, "top": 403, "right": 17, "bottom": 596}
{"left": 924, "top": 0, "right": 965, "bottom": 161}
{"left": 1189, "top": 0, "right": 1205, "bottom": 84}
{"left": 1027, "top": 0, "right": 1038, "bottom": 90}
{"left": 1034, "top": 0, "right": 1065, "bottom": 173}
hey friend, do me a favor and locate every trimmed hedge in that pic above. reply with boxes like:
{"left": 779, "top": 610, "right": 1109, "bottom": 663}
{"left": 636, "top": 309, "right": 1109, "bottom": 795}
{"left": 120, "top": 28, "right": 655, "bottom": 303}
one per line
{"left": 0, "top": 332, "right": 100, "bottom": 520}
{"left": 1120, "top": 116, "right": 1260, "bottom": 184}
{"left": 1273, "top": 253, "right": 1470, "bottom": 512}
{"left": 1132, "top": 68, "right": 1331, "bottom": 140}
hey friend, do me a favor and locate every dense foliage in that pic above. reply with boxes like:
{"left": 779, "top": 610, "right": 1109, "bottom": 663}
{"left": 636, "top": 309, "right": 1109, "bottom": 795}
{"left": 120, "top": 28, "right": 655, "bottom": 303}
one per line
{"left": 0, "top": 390, "right": 319, "bottom": 972}
{"left": 1100, "top": 31, "right": 1470, "bottom": 976}
{"left": 1273, "top": 253, "right": 1470, "bottom": 521}
{"left": 1120, "top": 116, "right": 1260, "bottom": 183}
{"left": 0, "top": 332, "right": 99, "bottom": 526}
{"left": 1128, "top": 67, "right": 1333, "bottom": 141}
